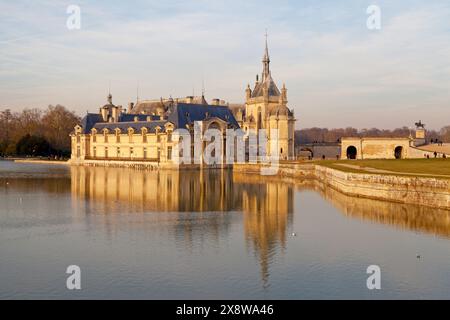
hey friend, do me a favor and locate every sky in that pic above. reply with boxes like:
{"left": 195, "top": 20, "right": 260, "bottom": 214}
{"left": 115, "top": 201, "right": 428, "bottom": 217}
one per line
{"left": 0, "top": 0, "right": 449, "bottom": 130}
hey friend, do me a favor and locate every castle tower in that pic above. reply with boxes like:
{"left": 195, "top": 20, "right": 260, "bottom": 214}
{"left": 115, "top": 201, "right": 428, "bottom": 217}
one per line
{"left": 242, "top": 34, "right": 296, "bottom": 160}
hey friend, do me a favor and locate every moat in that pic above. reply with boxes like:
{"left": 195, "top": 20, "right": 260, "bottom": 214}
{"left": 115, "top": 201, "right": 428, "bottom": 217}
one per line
{"left": 1, "top": 160, "right": 450, "bottom": 299}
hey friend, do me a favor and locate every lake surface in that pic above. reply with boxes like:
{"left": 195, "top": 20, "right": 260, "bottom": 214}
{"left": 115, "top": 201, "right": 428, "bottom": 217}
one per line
{"left": 1, "top": 160, "right": 450, "bottom": 299}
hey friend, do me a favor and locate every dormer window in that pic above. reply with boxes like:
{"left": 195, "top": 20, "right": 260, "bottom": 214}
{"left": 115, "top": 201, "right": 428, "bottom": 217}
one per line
{"left": 128, "top": 128, "right": 134, "bottom": 143}
{"left": 142, "top": 127, "right": 148, "bottom": 143}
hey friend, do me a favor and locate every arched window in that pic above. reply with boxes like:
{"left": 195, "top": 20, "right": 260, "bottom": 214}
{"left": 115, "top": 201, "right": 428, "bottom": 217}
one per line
{"left": 142, "top": 128, "right": 147, "bottom": 143}
{"left": 115, "top": 129, "right": 121, "bottom": 143}
{"left": 156, "top": 127, "right": 161, "bottom": 143}
{"left": 128, "top": 128, "right": 134, "bottom": 143}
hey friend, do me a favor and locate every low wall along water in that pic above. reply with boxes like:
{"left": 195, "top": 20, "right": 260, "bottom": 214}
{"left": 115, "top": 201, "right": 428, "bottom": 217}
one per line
{"left": 234, "top": 163, "right": 450, "bottom": 210}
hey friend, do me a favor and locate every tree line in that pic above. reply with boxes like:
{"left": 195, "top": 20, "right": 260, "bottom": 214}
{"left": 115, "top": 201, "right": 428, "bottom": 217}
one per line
{"left": 2, "top": 104, "right": 449, "bottom": 157}
{"left": 295, "top": 126, "right": 450, "bottom": 145}
{"left": 0, "top": 105, "right": 80, "bottom": 158}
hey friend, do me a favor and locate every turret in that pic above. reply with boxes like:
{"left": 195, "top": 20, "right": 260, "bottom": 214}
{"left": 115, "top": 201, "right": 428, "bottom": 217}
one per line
{"left": 245, "top": 84, "right": 252, "bottom": 100}
{"left": 279, "top": 83, "right": 288, "bottom": 106}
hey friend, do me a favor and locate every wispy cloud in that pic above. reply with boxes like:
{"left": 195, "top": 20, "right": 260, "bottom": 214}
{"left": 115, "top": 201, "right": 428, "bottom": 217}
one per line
{"left": 0, "top": 0, "right": 449, "bottom": 129}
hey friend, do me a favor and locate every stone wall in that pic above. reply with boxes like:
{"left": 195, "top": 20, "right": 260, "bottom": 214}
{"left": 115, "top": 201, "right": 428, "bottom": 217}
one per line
{"left": 341, "top": 137, "right": 411, "bottom": 159}
{"left": 313, "top": 165, "right": 450, "bottom": 210}
{"left": 235, "top": 163, "right": 450, "bottom": 210}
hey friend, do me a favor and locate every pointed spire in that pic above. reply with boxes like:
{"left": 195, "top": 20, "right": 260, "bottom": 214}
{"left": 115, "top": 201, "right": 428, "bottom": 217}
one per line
{"left": 262, "top": 30, "right": 270, "bottom": 81}
{"left": 136, "top": 81, "right": 140, "bottom": 103}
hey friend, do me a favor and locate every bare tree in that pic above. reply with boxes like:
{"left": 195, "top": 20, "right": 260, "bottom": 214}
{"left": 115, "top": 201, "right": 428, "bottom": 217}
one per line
{"left": 41, "top": 105, "right": 80, "bottom": 153}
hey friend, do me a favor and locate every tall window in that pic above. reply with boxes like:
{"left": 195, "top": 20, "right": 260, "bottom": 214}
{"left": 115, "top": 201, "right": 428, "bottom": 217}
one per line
{"left": 130, "top": 147, "right": 134, "bottom": 157}
{"left": 128, "top": 131, "right": 133, "bottom": 143}
{"left": 142, "top": 130, "right": 147, "bottom": 143}
{"left": 93, "top": 146, "right": 96, "bottom": 158}
{"left": 92, "top": 133, "right": 96, "bottom": 143}
{"left": 116, "top": 131, "right": 120, "bottom": 143}
{"left": 104, "top": 131, "right": 108, "bottom": 143}
{"left": 167, "top": 131, "right": 172, "bottom": 142}
{"left": 76, "top": 134, "right": 81, "bottom": 143}
{"left": 157, "top": 133, "right": 161, "bottom": 143}
{"left": 167, "top": 146, "right": 172, "bottom": 160}
{"left": 76, "top": 146, "right": 80, "bottom": 158}
{"left": 105, "top": 147, "right": 108, "bottom": 158}
{"left": 117, "top": 147, "right": 120, "bottom": 157}
{"left": 143, "top": 147, "right": 147, "bottom": 159}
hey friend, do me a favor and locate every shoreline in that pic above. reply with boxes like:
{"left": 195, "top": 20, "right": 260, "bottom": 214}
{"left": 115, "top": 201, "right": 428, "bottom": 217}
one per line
{"left": 11, "top": 159, "right": 69, "bottom": 165}
{"left": 6, "top": 159, "right": 450, "bottom": 210}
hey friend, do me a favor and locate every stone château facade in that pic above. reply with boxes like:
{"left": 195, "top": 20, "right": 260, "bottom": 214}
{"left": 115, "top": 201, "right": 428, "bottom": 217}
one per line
{"left": 70, "top": 39, "right": 297, "bottom": 168}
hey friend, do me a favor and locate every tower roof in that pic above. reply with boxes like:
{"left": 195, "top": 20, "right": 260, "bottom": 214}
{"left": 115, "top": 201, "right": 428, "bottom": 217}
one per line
{"left": 251, "top": 32, "right": 280, "bottom": 98}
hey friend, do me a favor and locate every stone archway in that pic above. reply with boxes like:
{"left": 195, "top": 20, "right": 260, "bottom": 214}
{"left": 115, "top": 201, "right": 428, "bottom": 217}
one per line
{"left": 300, "top": 148, "right": 314, "bottom": 159}
{"left": 346, "top": 146, "right": 357, "bottom": 160}
{"left": 395, "top": 146, "right": 403, "bottom": 159}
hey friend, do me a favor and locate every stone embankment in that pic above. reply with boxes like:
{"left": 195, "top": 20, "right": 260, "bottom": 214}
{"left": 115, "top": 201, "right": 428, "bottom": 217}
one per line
{"left": 234, "top": 163, "right": 450, "bottom": 210}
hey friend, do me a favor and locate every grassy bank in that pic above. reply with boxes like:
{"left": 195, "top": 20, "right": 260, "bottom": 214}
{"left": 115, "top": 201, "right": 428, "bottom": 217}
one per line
{"left": 316, "top": 158, "right": 450, "bottom": 178}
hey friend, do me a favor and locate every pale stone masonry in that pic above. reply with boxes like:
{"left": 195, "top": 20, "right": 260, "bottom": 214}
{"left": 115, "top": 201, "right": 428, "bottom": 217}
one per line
{"left": 70, "top": 38, "right": 297, "bottom": 167}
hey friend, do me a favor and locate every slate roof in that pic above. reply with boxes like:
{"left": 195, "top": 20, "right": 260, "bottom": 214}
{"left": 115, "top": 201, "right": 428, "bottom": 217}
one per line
{"left": 167, "top": 103, "right": 240, "bottom": 129}
{"left": 79, "top": 103, "right": 240, "bottom": 134}
{"left": 93, "top": 121, "right": 169, "bottom": 133}
{"left": 252, "top": 75, "right": 281, "bottom": 98}
{"left": 80, "top": 113, "right": 103, "bottom": 133}
{"left": 119, "top": 114, "right": 160, "bottom": 122}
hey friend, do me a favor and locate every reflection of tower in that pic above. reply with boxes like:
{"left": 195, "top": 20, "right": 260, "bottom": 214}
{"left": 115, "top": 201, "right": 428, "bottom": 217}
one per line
{"left": 236, "top": 174, "right": 293, "bottom": 287}
{"left": 71, "top": 166, "right": 294, "bottom": 287}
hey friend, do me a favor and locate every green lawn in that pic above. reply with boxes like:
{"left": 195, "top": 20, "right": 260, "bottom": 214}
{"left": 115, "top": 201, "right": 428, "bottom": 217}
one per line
{"left": 317, "top": 158, "right": 450, "bottom": 178}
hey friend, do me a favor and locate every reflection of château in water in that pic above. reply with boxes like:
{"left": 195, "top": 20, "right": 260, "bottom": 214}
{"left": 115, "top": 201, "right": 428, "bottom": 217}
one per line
{"left": 70, "top": 166, "right": 294, "bottom": 285}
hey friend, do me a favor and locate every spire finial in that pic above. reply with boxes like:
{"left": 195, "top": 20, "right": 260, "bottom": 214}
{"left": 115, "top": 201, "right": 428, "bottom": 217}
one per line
{"left": 136, "top": 81, "right": 140, "bottom": 103}
{"left": 107, "top": 80, "right": 112, "bottom": 103}
{"left": 262, "top": 30, "right": 270, "bottom": 81}
{"left": 202, "top": 77, "right": 205, "bottom": 97}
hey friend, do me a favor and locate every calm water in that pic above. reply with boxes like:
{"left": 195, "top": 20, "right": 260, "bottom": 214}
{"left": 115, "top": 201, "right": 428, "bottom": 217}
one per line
{"left": 1, "top": 160, "right": 450, "bottom": 299}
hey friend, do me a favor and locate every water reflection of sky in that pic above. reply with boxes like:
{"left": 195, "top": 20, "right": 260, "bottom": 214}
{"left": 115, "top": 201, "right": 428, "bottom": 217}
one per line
{"left": 1, "top": 161, "right": 450, "bottom": 299}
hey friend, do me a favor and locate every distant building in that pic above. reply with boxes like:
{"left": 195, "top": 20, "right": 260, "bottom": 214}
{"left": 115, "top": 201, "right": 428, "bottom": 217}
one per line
{"left": 341, "top": 121, "right": 449, "bottom": 159}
